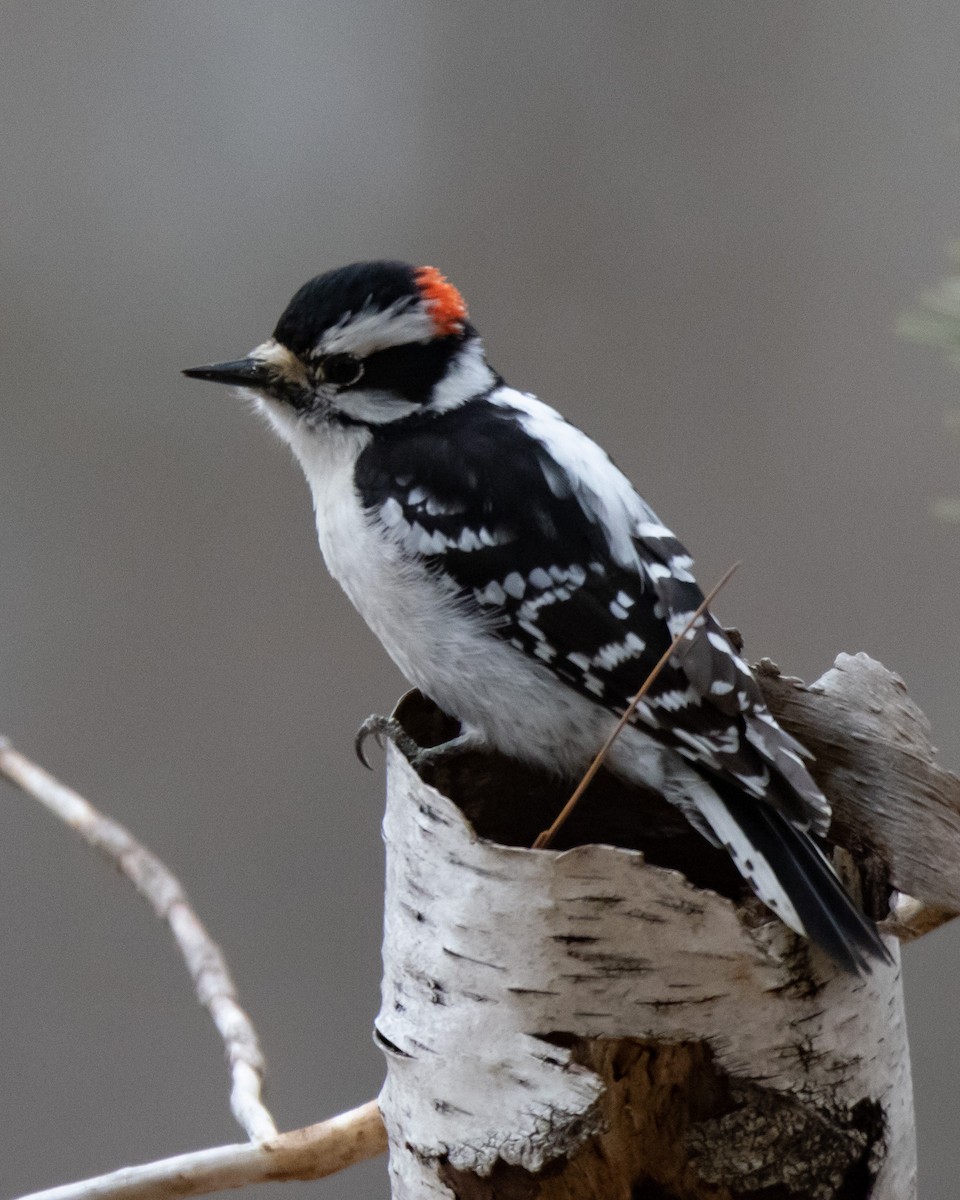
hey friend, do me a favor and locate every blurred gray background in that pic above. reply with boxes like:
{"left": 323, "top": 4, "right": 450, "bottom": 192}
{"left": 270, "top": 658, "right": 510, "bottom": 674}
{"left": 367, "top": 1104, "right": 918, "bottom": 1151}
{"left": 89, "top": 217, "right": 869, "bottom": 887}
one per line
{"left": 2, "top": 3, "right": 959, "bottom": 1197}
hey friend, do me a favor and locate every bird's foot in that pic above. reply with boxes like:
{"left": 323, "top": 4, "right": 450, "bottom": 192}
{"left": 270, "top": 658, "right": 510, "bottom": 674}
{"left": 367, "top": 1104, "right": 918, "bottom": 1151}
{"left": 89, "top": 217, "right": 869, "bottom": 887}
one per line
{"left": 355, "top": 715, "right": 422, "bottom": 769}
{"left": 355, "top": 715, "right": 482, "bottom": 772}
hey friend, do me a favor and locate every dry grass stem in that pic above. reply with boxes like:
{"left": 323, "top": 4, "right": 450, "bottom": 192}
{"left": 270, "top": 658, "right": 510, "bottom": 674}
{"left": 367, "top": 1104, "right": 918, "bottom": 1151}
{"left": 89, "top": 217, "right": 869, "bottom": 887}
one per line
{"left": 533, "top": 562, "right": 741, "bottom": 850}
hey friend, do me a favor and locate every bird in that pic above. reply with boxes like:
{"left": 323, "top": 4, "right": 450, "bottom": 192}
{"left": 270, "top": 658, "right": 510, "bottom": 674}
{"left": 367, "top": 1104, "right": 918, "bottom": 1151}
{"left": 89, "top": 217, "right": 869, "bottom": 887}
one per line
{"left": 184, "top": 259, "right": 890, "bottom": 975}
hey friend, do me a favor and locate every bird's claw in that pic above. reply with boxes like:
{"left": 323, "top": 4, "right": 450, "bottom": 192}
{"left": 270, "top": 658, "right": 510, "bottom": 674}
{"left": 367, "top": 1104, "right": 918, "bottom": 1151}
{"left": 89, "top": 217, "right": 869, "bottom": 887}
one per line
{"left": 355, "top": 715, "right": 481, "bottom": 772}
{"left": 355, "top": 714, "right": 424, "bottom": 770}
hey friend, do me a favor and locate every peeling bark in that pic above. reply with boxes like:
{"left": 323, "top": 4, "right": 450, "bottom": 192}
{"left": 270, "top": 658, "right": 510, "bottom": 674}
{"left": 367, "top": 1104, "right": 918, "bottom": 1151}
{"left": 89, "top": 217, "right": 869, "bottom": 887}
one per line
{"left": 755, "top": 653, "right": 960, "bottom": 912}
{"left": 440, "top": 1041, "right": 884, "bottom": 1200}
{"left": 375, "top": 654, "right": 935, "bottom": 1198}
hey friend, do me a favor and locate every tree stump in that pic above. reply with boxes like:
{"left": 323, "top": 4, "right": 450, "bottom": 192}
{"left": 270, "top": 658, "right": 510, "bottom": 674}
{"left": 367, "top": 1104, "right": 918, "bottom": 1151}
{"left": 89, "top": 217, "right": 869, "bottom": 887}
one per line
{"left": 374, "top": 653, "right": 957, "bottom": 1198}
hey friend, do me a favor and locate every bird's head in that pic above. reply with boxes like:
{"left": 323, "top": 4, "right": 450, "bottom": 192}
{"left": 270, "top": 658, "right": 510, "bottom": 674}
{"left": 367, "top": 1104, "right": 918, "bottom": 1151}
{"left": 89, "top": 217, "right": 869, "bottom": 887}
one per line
{"left": 183, "top": 261, "right": 494, "bottom": 436}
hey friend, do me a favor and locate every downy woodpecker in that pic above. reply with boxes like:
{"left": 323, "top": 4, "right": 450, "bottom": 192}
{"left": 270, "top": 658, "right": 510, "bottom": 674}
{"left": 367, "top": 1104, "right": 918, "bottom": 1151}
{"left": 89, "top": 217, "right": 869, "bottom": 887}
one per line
{"left": 184, "top": 260, "right": 889, "bottom": 974}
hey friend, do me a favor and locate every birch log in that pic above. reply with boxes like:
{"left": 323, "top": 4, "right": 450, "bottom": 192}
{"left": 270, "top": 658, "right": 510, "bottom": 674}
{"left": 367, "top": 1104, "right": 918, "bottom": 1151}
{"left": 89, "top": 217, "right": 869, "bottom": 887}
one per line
{"left": 374, "top": 652, "right": 950, "bottom": 1199}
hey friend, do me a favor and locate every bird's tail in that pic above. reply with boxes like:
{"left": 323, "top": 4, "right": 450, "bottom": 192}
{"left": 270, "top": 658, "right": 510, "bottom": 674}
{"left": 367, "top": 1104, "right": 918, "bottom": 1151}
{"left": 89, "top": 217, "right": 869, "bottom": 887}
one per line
{"left": 693, "top": 787, "right": 892, "bottom": 975}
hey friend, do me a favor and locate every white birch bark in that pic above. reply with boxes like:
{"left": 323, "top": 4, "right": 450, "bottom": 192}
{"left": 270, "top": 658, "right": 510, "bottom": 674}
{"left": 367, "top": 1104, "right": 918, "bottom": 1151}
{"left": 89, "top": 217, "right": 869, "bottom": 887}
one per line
{"left": 375, "top": 652, "right": 930, "bottom": 1199}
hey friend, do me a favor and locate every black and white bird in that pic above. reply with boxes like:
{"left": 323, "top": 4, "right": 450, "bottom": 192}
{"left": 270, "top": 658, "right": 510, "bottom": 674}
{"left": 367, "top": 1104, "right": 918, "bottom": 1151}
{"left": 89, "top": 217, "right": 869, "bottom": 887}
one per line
{"left": 184, "top": 260, "right": 889, "bottom": 974}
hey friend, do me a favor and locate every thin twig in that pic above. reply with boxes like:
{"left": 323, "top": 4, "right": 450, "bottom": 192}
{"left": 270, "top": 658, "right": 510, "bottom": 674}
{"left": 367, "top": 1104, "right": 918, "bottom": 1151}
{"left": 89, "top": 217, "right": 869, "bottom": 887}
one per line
{"left": 12, "top": 1100, "right": 387, "bottom": 1200}
{"left": 533, "top": 562, "right": 741, "bottom": 850}
{"left": 0, "top": 738, "right": 277, "bottom": 1141}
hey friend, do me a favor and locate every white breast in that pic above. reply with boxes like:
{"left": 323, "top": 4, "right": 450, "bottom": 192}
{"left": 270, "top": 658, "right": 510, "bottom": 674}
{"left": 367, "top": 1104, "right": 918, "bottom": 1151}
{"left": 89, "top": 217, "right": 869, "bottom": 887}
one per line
{"left": 254, "top": 400, "right": 671, "bottom": 786}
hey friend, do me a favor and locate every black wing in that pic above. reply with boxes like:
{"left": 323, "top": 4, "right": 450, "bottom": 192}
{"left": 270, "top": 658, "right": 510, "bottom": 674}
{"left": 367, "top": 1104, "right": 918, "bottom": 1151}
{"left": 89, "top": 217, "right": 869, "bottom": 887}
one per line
{"left": 356, "top": 397, "right": 829, "bottom": 834}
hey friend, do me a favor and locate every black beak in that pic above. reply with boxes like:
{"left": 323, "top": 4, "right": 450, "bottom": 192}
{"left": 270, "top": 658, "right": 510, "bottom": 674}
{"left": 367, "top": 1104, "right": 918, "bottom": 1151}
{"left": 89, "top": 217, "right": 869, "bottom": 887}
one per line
{"left": 182, "top": 357, "right": 269, "bottom": 387}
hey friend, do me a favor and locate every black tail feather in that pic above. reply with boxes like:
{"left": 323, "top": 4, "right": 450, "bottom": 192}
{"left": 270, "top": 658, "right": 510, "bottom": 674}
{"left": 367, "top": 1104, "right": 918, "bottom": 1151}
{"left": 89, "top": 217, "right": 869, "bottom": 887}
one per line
{"left": 718, "top": 790, "right": 892, "bottom": 975}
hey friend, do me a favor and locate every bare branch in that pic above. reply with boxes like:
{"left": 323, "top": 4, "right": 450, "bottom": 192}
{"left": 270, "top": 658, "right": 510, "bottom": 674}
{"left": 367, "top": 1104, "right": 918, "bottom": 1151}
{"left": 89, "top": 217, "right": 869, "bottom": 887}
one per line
{"left": 0, "top": 738, "right": 277, "bottom": 1141}
{"left": 884, "top": 893, "right": 957, "bottom": 942}
{"left": 13, "top": 1100, "right": 387, "bottom": 1200}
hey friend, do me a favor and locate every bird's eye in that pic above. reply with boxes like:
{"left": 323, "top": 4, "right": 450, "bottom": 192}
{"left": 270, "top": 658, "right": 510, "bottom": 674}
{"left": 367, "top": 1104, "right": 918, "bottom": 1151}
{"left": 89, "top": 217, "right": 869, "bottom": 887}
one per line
{"left": 321, "top": 353, "right": 364, "bottom": 387}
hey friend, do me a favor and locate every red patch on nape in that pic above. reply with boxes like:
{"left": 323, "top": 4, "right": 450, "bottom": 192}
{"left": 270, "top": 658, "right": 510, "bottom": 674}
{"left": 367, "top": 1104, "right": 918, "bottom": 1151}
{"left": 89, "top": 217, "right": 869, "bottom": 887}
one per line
{"left": 415, "top": 265, "right": 468, "bottom": 336}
